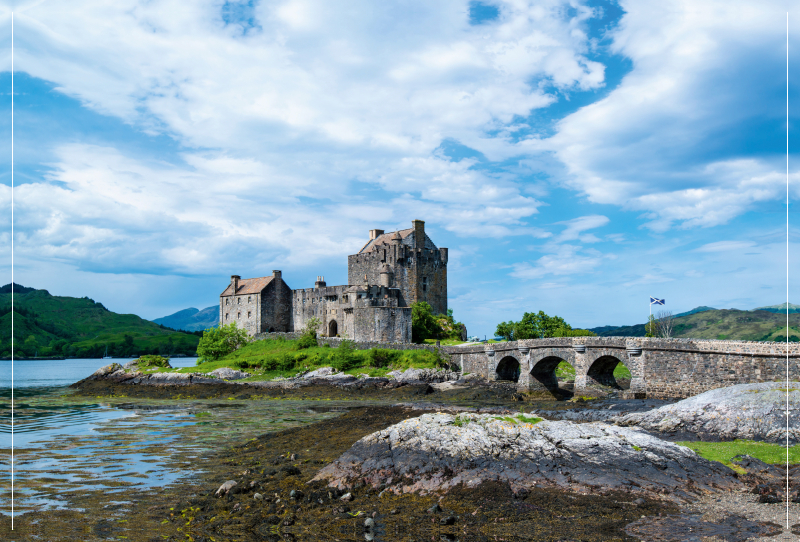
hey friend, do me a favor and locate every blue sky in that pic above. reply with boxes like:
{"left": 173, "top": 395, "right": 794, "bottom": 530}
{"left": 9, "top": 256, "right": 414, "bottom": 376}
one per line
{"left": 0, "top": 0, "right": 799, "bottom": 337}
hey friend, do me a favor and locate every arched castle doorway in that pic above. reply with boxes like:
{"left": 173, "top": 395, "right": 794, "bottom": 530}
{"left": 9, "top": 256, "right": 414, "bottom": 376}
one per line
{"left": 329, "top": 320, "right": 338, "bottom": 337}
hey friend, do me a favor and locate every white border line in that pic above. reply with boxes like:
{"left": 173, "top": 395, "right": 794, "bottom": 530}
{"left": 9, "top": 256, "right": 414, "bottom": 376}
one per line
{"left": 10, "top": 11, "right": 14, "bottom": 529}
{"left": 786, "top": 11, "right": 790, "bottom": 532}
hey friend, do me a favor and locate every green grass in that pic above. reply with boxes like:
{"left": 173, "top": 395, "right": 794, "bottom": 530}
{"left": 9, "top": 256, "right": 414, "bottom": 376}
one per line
{"left": 554, "top": 361, "right": 632, "bottom": 380}
{"left": 184, "top": 337, "right": 450, "bottom": 379}
{"left": 677, "top": 439, "right": 800, "bottom": 472}
{"left": 453, "top": 415, "right": 470, "bottom": 427}
{"left": 423, "top": 338, "right": 467, "bottom": 346}
{"left": 491, "top": 414, "right": 543, "bottom": 425}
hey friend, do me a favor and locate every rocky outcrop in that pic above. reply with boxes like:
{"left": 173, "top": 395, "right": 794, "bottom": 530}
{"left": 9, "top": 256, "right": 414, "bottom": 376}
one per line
{"left": 614, "top": 382, "right": 800, "bottom": 443}
{"left": 208, "top": 368, "right": 251, "bottom": 380}
{"left": 386, "top": 368, "right": 460, "bottom": 383}
{"left": 313, "top": 412, "right": 742, "bottom": 503}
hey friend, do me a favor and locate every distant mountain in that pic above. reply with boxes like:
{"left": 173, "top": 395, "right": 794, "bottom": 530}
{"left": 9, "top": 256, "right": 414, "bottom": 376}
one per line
{"left": 1, "top": 284, "right": 200, "bottom": 358}
{"left": 675, "top": 306, "right": 717, "bottom": 318}
{"left": 589, "top": 307, "right": 800, "bottom": 341}
{"left": 153, "top": 305, "right": 218, "bottom": 332}
{"left": 753, "top": 302, "right": 800, "bottom": 314}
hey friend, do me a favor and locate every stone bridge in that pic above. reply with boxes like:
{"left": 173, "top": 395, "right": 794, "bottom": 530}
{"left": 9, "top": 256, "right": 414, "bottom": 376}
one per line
{"left": 443, "top": 337, "right": 800, "bottom": 399}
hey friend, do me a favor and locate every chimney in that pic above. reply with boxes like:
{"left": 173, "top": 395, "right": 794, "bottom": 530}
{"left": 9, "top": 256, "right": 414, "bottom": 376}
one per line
{"left": 315, "top": 276, "right": 326, "bottom": 288}
{"left": 412, "top": 219, "right": 425, "bottom": 249}
{"left": 369, "top": 229, "right": 384, "bottom": 240}
{"left": 439, "top": 247, "right": 448, "bottom": 264}
{"left": 272, "top": 270, "right": 282, "bottom": 280}
{"left": 231, "top": 275, "right": 240, "bottom": 293}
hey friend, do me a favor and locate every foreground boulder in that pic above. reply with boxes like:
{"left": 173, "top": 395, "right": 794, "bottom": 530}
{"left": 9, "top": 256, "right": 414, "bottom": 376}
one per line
{"left": 614, "top": 382, "right": 800, "bottom": 444}
{"left": 313, "top": 412, "right": 741, "bottom": 503}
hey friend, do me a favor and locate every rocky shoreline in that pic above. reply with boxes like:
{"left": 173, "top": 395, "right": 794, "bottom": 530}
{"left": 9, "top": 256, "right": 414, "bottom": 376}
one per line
{"left": 65, "top": 365, "right": 800, "bottom": 540}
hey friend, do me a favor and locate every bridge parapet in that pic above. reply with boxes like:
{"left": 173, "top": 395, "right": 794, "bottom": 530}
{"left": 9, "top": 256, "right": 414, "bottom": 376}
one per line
{"left": 444, "top": 337, "right": 799, "bottom": 399}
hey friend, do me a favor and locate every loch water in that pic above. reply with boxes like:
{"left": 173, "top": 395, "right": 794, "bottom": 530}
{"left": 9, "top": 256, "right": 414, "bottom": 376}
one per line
{"left": 0, "top": 358, "right": 348, "bottom": 519}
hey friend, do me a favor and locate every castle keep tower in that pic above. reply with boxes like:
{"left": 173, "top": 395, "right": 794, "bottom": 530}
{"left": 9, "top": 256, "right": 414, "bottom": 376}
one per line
{"left": 347, "top": 219, "right": 448, "bottom": 316}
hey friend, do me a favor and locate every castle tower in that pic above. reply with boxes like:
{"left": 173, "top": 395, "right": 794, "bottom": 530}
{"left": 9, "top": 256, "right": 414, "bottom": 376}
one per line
{"left": 347, "top": 219, "right": 447, "bottom": 315}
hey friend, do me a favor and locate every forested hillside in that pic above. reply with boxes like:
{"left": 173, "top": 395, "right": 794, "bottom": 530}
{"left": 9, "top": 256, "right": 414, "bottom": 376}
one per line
{"left": 590, "top": 308, "right": 800, "bottom": 341}
{"left": 1, "top": 283, "right": 200, "bottom": 358}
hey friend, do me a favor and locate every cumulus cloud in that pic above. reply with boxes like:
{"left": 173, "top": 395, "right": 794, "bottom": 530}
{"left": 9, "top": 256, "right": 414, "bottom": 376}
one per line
{"left": 540, "top": 0, "right": 800, "bottom": 229}
{"left": 1, "top": 0, "right": 612, "bottom": 276}
{"left": 9, "top": 0, "right": 605, "bottom": 156}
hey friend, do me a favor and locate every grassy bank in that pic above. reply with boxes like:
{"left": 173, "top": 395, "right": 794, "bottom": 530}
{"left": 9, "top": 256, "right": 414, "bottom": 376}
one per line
{"left": 677, "top": 440, "right": 800, "bottom": 473}
{"left": 181, "top": 337, "right": 450, "bottom": 381}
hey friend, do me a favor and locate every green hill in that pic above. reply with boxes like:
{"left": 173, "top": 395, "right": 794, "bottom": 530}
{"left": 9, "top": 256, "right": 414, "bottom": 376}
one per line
{"left": 753, "top": 302, "right": 800, "bottom": 314}
{"left": 1, "top": 283, "right": 201, "bottom": 359}
{"left": 590, "top": 307, "right": 800, "bottom": 341}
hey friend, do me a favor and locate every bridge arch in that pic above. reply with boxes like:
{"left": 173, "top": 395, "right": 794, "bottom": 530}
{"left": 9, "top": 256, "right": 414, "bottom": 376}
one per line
{"left": 586, "top": 355, "right": 625, "bottom": 390}
{"left": 529, "top": 355, "right": 576, "bottom": 397}
{"left": 495, "top": 355, "right": 521, "bottom": 382}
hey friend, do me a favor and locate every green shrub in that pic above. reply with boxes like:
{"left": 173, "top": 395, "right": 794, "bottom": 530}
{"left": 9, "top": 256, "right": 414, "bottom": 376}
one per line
{"left": 297, "top": 333, "right": 318, "bottom": 349}
{"left": 135, "top": 354, "right": 171, "bottom": 368}
{"left": 277, "top": 352, "right": 296, "bottom": 371}
{"left": 196, "top": 323, "right": 250, "bottom": 362}
{"left": 369, "top": 348, "right": 399, "bottom": 368}
{"left": 331, "top": 340, "right": 359, "bottom": 371}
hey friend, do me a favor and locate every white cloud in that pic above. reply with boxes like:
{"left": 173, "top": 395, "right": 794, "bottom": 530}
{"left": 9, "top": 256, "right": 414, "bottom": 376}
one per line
{"left": 510, "top": 243, "right": 606, "bottom": 279}
{"left": 539, "top": 0, "right": 800, "bottom": 229}
{"left": 693, "top": 240, "right": 756, "bottom": 253}
{"left": 555, "top": 214, "right": 609, "bottom": 241}
{"left": 11, "top": 0, "right": 604, "bottom": 157}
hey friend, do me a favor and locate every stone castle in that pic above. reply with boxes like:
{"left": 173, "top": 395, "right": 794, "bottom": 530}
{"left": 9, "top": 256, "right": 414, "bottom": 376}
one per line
{"left": 219, "top": 220, "right": 448, "bottom": 342}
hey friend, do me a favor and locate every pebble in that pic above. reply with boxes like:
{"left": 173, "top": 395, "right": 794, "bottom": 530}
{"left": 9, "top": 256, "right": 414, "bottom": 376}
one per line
{"left": 340, "top": 492, "right": 353, "bottom": 502}
{"left": 253, "top": 493, "right": 263, "bottom": 500}
{"left": 214, "top": 480, "right": 237, "bottom": 498}
{"left": 364, "top": 517, "right": 375, "bottom": 529}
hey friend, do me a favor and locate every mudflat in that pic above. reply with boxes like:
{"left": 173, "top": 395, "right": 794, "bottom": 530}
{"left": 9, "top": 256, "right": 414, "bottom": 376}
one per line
{"left": 8, "top": 374, "right": 788, "bottom": 541}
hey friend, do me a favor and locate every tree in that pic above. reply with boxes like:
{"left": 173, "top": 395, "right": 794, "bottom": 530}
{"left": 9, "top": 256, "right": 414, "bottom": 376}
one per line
{"left": 495, "top": 321, "right": 515, "bottom": 341}
{"left": 24, "top": 335, "right": 39, "bottom": 357}
{"left": 655, "top": 310, "right": 675, "bottom": 338}
{"left": 298, "top": 317, "right": 321, "bottom": 349}
{"left": 496, "top": 311, "right": 573, "bottom": 341}
{"left": 411, "top": 302, "right": 442, "bottom": 343}
{"left": 645, "top": 315, "right": 657, "bottom": 337}
{"left": 516, "top": 311, "right": 570, "bottom": 339}
{"left": 196, "top": 322, "right": 251, "bottom": 362}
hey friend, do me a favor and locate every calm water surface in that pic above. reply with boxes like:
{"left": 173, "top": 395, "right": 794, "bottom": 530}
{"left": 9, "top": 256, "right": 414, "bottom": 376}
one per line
{"left": 0, "top": 358, "right": 350, "bottom": 516}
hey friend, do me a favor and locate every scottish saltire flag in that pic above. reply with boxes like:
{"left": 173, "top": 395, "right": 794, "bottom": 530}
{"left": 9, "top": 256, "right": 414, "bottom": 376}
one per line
{"left": 650, "top": 297, "right": 665, "bottom": 305}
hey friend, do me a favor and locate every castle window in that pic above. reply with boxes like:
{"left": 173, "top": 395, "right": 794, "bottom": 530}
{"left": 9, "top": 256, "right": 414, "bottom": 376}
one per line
{"left": 237, "top": 312, "right": 241, "bottom": 319}
{"left": 248, "top": 296, "right": 251, "bottom": 303}
{"left": 247, "top": 311, "right": 251, "bottom": 319}
{"left": 422, "top": 277, "right": 427, "bottom": 292}
{"left": 238, "top": 297, "right": 241, "bottom": 304}
{"left": 226, "top": 298, "right": 229, "bottom": 305}
{"left": 225, "top": 313, "right": 229, "bottom": 320}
